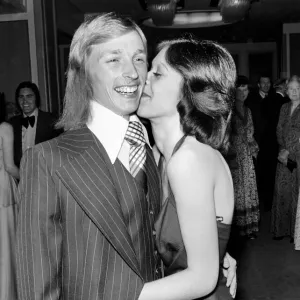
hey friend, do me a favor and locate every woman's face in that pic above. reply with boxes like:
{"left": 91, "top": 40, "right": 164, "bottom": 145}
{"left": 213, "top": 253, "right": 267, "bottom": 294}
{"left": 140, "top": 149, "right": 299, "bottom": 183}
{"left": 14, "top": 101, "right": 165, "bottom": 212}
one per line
{"left": 236, "top": 85, "right": 249, "bottom": 102}
{"left": 137, "top": 47, "right": 183, "bottom": 120}
{"left": 286, "top": 81, "right": 300, "bottom": 102}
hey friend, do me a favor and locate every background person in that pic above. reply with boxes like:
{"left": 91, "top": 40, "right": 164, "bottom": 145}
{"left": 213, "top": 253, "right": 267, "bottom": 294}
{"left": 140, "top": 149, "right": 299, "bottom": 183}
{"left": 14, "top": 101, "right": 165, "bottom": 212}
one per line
{"left": 271, "top": 75, "right": 300, "bottom": 242}
{"left": 0, "top": 118, "right": 19, "bottom": 300}
{"left": 245, "top": 75, "right": 271, "bottom": 211}
{"left": 258, "top": 78, "right": 290, "bottom": 211}
{"left": 230, "top": 75, "right": 260, "bottom": 239}
{"left": 9, "top": 81, "right": 62, "bottom": 167}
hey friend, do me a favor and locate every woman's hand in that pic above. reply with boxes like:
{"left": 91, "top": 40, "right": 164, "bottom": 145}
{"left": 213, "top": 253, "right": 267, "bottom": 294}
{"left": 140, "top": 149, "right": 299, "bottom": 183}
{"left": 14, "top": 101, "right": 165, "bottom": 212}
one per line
{"left": 278, "top": 149, "right": 289, "bottom": 165}
{"left": 223, "top": 253, "right": 237, "bottom": 298}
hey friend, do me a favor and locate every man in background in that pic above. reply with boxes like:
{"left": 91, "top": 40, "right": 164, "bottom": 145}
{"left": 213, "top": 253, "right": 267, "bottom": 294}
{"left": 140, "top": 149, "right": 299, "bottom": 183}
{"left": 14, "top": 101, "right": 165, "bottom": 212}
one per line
{"left": 261, "top": 78, "right": 289, "bottom": 211}
{"left": 245, "top": 75, "right": 272, "bottom": 211}
{"left": 9, "top": 81, "right": 61, "bottom": 167}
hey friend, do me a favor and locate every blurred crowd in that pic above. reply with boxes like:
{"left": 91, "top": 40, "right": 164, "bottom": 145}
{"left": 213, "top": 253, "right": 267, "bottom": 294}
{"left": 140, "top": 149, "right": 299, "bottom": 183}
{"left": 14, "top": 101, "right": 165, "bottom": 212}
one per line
{"left": 228, "top": 74, "right": 300, "bottom": 249}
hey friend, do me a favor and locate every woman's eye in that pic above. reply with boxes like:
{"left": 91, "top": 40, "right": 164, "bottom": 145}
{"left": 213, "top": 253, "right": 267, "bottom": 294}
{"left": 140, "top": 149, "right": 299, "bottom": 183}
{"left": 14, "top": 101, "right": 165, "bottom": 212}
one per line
{"left": 108, "top": 58, "right": 119, "bottom": 63}
{"left": 153, "top": 72, "right": 161, "bottom": 77}
{"left": 135, "top": 57, "right": 145, "bottom": 62}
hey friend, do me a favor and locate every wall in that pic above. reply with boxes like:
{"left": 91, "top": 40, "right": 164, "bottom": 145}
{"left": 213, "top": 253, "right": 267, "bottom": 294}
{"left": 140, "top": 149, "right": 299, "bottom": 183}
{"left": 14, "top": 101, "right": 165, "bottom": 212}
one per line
{"left": 0, "top": 20, "right": 31, "bottom": 103}
{"left": 283, "top": 23, "right": 300, "bottom": 78}
{"left": 224, "top": 42, "right": 278, "bottom": 84}
{"left": 0, "top": 0, "right": 61, "bottom": 115}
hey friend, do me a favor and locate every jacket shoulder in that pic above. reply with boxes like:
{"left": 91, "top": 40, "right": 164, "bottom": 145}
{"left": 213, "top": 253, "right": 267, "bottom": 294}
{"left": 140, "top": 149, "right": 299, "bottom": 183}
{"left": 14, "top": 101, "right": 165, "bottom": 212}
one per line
{"left": 8, "top": 115, "right": 21, "bottom": 125}
{"left": 38, "top": 110, "right": 57, "bottom": 121}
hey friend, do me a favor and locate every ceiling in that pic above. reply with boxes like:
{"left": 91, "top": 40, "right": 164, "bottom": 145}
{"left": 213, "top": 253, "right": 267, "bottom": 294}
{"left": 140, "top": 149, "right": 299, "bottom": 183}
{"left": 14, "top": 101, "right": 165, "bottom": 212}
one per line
{"left": 55, "top": 0, "right": 300, "bottom": 44}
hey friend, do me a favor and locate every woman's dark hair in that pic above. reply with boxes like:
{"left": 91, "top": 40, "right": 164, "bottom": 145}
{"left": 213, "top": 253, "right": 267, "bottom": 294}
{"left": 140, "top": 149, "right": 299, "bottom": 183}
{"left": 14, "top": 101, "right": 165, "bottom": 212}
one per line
{"left": 231, "top": 75, "right": 250, "bottom": 135}
{"left": 15, "top": 81, "right": 41, "bottom": 110}
{"left": 158, "top": 36, "right": 236, "bottom": 154}
{"left": 236, "top": 75, "right": 249, "bottom": 87}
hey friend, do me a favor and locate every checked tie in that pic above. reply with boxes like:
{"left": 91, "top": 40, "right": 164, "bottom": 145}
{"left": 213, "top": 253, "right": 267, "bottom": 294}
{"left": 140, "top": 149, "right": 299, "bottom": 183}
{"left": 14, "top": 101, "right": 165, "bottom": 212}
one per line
{"left": 125, "top": 121, "right": 147, "bottom": 191}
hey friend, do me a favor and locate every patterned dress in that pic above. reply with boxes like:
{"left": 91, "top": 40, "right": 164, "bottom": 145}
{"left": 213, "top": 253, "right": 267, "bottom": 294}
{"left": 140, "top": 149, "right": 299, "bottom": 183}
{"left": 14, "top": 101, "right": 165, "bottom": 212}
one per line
{"left": 271, "top": 102, "right": 300, "bottom": 238}
{"left": 231, "top": 106, "right": 260, "bottom": 236}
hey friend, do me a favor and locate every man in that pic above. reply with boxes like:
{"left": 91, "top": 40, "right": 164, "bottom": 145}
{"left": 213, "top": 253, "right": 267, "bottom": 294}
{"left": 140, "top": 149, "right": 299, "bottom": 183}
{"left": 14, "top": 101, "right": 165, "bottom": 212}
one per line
{"left": 9, "top": 81, "right": 61, "bottom": 167}
{"left": 16, "top": 13, "right": 236, "bottom": 300}
{"left": 245, "top": 75, "right": 271, "bottom": 147}
{"left": 245, "top": 75, "right": 272, "bottom": 209}
{"left": 259, "top": 78, "right": 290, "bottom": 211}
{"left": 270, "top": 78, "right": 289, "bottom": 127}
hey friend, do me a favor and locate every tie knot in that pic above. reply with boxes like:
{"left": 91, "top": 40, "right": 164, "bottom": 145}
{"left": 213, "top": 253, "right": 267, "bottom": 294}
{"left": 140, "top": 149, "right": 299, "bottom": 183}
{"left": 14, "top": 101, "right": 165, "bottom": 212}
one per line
{"left": 125, "top": 121, "right": 146, "bottom": 146}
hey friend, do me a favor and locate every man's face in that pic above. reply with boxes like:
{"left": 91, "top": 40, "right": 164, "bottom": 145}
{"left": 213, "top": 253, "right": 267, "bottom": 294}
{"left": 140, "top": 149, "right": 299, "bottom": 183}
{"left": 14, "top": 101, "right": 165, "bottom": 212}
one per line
{"left": 18, "top": 87, "right": 37, "bottom": 116}
{"left": 258, "top": 77, "right": 271, "bottom": 94}
{"left": 87, "top": 31, "right": 147, "bottom": 118}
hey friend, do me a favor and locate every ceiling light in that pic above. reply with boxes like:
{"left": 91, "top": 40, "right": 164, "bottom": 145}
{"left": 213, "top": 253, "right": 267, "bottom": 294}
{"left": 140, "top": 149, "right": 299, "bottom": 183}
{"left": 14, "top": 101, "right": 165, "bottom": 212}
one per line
{"left": 142, "top": 10, "right": 227, "bottom": 28}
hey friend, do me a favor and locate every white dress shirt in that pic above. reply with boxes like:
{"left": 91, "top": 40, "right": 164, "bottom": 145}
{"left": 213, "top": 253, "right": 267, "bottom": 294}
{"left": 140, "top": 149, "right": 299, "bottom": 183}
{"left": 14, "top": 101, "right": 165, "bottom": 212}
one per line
{"left": 22, "top": 108, "right": 38, "bottom": 154}
{"left": 259, "top": 90, "right": 268, "bottom": 99}
{"left": 87, "top": 101, "right": 151, "bottom": 172}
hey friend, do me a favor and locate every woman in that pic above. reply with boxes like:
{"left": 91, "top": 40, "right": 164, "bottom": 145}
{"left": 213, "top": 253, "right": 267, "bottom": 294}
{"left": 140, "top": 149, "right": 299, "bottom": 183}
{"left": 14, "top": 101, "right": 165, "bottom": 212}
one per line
{"left": 271, "top": 75, "right": 300, "bottom": 242}
{"left": 230, "top": 75, "right": 260, "bottom": 239}
{"left": 137, "top": 37, "right": 236, "bottom": 300}
{"left": 0, "top": 118, "right": 19, "bottom": 299}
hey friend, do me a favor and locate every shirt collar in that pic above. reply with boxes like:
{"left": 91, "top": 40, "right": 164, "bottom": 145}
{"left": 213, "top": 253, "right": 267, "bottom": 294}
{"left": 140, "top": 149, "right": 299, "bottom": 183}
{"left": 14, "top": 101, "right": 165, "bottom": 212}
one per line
{"left": 259, "top": 90, "right": 268, "bottom": 99}
{"left": 87, "top": 101, "right": 150, "bottom": 164}
{"left": 276, "top": 91, "right": 284, "bottom": 97}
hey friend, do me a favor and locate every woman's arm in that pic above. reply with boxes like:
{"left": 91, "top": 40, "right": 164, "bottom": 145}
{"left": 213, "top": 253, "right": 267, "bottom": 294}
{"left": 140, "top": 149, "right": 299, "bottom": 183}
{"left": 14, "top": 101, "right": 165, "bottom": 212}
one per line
{"left": 139, "top": 145, "right": 219, "bottom": 300}
{"left": 0, "top": 122, "right": 19, "bottom": 179}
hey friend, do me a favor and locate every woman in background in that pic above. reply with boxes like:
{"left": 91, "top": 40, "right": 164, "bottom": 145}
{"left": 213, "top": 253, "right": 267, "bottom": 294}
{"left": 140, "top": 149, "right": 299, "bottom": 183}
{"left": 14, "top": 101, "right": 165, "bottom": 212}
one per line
{"left": 272, "top": 75, "right": 300, "bottom": 243}
{"left": 0, "top": 117, "right": 19, "bottom": 299}
{"left": 230, "top": 75, "right": 260, "bottom": 239}
{"left": 137, "top": 37, "right": 236, "bottom": 300}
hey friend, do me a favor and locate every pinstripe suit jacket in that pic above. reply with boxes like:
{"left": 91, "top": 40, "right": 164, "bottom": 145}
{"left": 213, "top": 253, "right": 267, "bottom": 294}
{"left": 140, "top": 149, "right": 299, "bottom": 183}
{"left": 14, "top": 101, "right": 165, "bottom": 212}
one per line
{"left": 16, "top": 126, "right": 161, "bottom": 300}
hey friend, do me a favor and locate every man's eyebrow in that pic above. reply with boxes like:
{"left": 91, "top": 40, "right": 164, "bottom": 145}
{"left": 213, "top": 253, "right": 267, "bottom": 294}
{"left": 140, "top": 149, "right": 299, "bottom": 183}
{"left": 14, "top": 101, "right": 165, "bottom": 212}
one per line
{"left": 99, "top": 49, "right": 122, "bottom": 59}
{"left": 135, "top": 49, "right": 146, "bottom": 55}
{"left": 99, "top": 48, "right": 146, "bottom": 59}
{"left": 19, "top": 93, "right": 34, "bottom": 97}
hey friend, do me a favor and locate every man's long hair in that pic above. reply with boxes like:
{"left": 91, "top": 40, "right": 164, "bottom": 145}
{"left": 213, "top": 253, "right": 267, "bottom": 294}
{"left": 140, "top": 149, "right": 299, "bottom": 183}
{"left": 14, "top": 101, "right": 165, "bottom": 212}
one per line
{"left": 56, "top": 12, "right": 147, "bottom": 131}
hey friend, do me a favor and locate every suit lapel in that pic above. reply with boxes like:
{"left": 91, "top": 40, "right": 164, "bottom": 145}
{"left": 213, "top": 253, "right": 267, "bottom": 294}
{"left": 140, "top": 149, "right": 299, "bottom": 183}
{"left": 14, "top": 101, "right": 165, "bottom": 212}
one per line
{"left": 35, "top": 110, "right": 42, "bottom": 144}
{"left": 35, "top": 110, "right": 48, "bottom": 144}
{"left": 56, "top": 126, "right": 142, "bottom": 279}
{"left": 15, "top": 117, "right": 23, "bottom": 163}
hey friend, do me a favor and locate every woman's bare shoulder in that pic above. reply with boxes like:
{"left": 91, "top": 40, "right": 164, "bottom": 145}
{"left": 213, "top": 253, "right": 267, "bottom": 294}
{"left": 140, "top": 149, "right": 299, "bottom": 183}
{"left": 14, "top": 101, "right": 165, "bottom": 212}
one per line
{"left": 168, "top": 137, "right": 216, "bottom": 176}
{"left": 0, "top": 122, "right": 13, "bottom": 137}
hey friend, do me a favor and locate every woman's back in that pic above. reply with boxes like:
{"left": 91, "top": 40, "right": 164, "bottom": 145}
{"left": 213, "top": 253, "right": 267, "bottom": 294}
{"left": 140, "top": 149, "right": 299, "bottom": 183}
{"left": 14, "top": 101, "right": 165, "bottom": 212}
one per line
{"left": 173, "top": 136, "right": 234, "bottom": 224}
{"left": 155, "top": 135, "right": 233, "bottom": 299}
